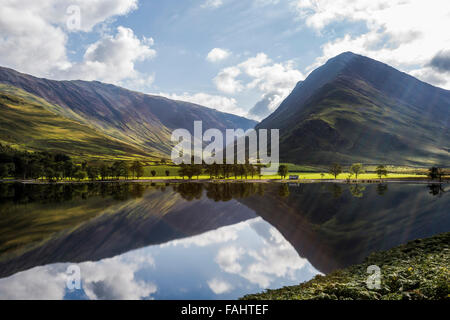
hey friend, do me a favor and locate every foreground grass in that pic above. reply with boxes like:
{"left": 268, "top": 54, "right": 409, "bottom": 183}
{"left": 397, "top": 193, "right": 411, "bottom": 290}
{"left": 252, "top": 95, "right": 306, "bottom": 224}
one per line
{"left": 242, "top": 232, "right": 450, "bottom": 300}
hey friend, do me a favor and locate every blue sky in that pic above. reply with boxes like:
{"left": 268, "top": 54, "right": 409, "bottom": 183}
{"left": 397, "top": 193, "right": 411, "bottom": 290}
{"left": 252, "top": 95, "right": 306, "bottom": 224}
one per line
{"left": 1, "top": 0, "right": 449, "bottom": 120}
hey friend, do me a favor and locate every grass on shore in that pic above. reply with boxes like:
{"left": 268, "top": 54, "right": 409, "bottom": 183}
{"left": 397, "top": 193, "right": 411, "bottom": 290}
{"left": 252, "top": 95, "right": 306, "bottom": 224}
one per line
{"left": 242, "top": 232, "right": 450, "bottom": 300}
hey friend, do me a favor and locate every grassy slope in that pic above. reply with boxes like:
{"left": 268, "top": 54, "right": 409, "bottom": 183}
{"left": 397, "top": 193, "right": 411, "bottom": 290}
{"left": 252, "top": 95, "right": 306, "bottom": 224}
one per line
{"left": 0, "top": 84, "right": 156, "bottom": 160}
{"left": 242, "top": 232, "right": 450, "bottom": 300}
{"left": 278, "top": 76, "right": 450, "bottom": 166}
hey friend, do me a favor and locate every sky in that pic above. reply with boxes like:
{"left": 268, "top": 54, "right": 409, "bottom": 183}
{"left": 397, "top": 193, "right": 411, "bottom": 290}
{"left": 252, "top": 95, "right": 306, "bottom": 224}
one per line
{"left": 0, "top": 0, "right": 449, "bottom": 120}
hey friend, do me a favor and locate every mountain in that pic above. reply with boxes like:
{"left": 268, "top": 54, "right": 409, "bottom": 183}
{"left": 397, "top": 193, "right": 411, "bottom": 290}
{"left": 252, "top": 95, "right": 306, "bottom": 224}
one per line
{"left": 0, "top": 84, "right": 151, "bottom": 160}
{"left": 0, "top": 66, "right": 257, "bottom": 160}
{"left": 258, "top": 52, "right": 450, "bottom": 166}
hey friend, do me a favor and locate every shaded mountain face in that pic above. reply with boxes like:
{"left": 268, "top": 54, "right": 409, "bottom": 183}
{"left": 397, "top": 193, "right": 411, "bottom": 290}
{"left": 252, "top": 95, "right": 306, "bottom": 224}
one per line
{"left": 0, "top": 67, "right": 257, "bottom": 159}
{"left": 239, "top": 183, "right": 450, "bottom": 273}
{"left": 258, "top": 52, "right": 450, "bottom": 166}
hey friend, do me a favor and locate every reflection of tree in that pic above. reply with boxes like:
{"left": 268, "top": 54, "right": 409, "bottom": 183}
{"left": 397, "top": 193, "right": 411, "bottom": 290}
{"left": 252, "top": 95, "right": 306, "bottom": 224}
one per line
{"left": 173, "top": 183, "right": 203, "bottom": 201}
{"left": 0, "top": 182, "right": 150, "bottom": 205}
{"left": 204, "top": 183, "right": 259, "bottom": 202}
{"left": 349, "top": 184, "right": 366, "bottom": 198}
{"left": 376, "top": 184, "right": 388, "bottom": 196}
{"left": 428, "top": 184, "right": 446, "bottom": 197}
{"left": 328, "top": 183, "right": 343, "bottom": 198}
{"left": 278, "top": 184, "right": 290, "bottom": 198}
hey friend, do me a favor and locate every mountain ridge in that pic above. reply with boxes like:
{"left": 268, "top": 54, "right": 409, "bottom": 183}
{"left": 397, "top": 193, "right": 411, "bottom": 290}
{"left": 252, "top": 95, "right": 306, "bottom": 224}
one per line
{"left": 0, "top": 66, "right": 257, "bottom": 160}
{"left": 258, "top": 52, "right": 450, "bottom": 166}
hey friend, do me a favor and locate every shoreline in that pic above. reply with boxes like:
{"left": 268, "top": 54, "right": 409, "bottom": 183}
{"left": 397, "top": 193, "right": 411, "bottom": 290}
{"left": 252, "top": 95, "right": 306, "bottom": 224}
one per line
{"left": 0, "top": 178, "right": 447, "bottom": 185}
{"left": 241, "top": 232, "right": 450, "bottom": 300}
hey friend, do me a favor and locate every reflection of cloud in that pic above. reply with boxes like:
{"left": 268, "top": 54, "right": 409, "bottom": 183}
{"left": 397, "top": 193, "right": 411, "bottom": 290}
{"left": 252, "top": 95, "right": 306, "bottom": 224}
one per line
{"left": 207, "top": 278, "right": 233, "bottom": 294}
{"left": 0, "top": 252, "right": 157, "bottom": 300}
{"left": 215, "top": 219, "right": 309, "bottom": 288}
{"left": 161, "top": 220, "right": 249, "bottom": 248}
{"left": 215, "top": 246, "right": 245, "bottom": 273}
{"left": 0, "top": 265, "right": 67, "bottom": 300}
{"left": 81, "top": 253, "right": 156, "bottom": 300}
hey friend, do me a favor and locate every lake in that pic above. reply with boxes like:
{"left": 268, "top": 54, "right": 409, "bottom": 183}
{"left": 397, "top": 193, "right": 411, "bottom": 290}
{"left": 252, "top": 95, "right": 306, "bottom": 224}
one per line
{"left": 0, "top": 182, "right": 448, "bottom": 299}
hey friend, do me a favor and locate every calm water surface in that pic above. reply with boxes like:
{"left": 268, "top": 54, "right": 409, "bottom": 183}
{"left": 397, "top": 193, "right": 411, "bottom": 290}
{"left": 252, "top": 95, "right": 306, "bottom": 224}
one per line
{"left": 0, "top": 182, "right": 448, "bottom": 299}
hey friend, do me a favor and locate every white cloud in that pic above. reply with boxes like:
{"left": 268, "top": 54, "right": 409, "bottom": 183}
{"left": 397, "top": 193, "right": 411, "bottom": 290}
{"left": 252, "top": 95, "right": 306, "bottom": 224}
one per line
{"left": 213, "top": 53, "right": 303, "bottom": 119}
{"left": 214, "top": 66, "right": 244, "bottom": 94}
{"left": 207, "top": 48, "right": 231, "bottom": 62}
{"left": 207, "top": 278, "right": 233, "bottom": 294}
{"left": 215, "top": 246, "right": 245, "bottom": 273}
{"left": 62, "top": 26, "right": 156, "bottom": 88}
{"left": 294, "top": 0, "right": 450, "bottom": 88}
{"left": 0, "top": 0, "right": 155, "bottom": 90}
{"left": 201, "top": 0, "right": 224, "bottom": 9}
{"left": 158, "top": 92, "right": 247, "bottom": 116}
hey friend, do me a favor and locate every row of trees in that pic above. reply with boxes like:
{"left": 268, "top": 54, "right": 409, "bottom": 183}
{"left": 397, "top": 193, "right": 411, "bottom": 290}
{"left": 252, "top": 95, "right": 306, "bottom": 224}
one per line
{"left": 329, "top": 163, "right": 390, "bottom": 180}
{"left": 178, "top": 162, "right": 264, "bottom": 180}
{"left": 0, "top": 145, "right": 151, "bottom": 181}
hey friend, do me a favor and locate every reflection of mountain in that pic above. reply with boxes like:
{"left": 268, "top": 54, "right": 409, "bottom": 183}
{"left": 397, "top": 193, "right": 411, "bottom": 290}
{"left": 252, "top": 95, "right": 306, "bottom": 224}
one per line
{"left": 0, "top": 185, "right": 256, "bottom": 278}
{"left": 240, "top": 183, "right": 450, "bottom": 273}
{"left": 0, "top": 183, "right": 448, "bottom": 279}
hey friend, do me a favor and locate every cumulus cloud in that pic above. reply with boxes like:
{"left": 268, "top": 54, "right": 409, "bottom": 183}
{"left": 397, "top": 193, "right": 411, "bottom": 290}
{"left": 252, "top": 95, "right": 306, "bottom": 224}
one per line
{"left": 158, "top": 92, "right": 247, "bottom": 116}
{"left": 213, "top": 53, "right": 303, "bottom": 119}
{"left": 62, "top": 26, "right": 156, "bottom": 88}
{"left": 207, "top": 48, "right": 231, "bottom": 62}
{"left": 293, "top": 0, "right": 450, "bottom": 89}
{"left": 214, "top": 66, "right": 244, "bottom": 94}
{"left": 207, "top": 278, "right": 233, "bottom": 294}
{"left": 0, "top": 0, "right": 156, "bottom": 90}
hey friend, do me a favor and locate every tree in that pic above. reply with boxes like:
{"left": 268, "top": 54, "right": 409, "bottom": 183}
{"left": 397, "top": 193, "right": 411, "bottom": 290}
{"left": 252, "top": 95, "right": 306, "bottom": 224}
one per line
{"left": 100, "top": 164, "right": 109, "bottom": 180}
{"left": 350, "top": 163, "right": 364, "bottom": 180}
{"left": 428, "top": 167, "right": 444, "bottom": 182}
{"left": 86, "top": 166, "right": 99, "bottom": 181}
{"left": 278, "top": 165, "right": 288, "bottom": 179}
{"left": 375, "top": 165, "right": 388, "bottom": 180}
{"left": 130, "top": 161, "right": 144, "bottom": 179}
{"left": 328, "top": 163, "right": 342, "bottom": 179}
{"left": 0, "top": 163, "right": 9, "bottom": 179}
{"left": 135, "top": 162, "right": 144, "bottom": 179}
{"left": 74, "top": 170, "right": 87, "bottom": 181}
{"left": 151, "top": 170, "right": 156, "bottom": 177}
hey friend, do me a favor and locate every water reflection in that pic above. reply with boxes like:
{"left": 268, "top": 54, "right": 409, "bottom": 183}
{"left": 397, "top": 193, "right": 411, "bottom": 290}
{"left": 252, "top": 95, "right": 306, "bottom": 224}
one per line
{"left": 0, "top": 217, "right": 317, "bottom": 300}
{"left": 0, "top": 182, "right": 448, "bottom": 299}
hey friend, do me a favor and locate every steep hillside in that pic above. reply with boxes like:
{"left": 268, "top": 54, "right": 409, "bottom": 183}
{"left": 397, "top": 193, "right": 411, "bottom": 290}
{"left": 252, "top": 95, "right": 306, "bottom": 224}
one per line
{"left": 258, "top": 52, "right": 450, "bottom": 166}
{"left": 0, "top": 67, "right": 257, "bottom": 159}
{"left": 0, "top": 85, "right": 151, "bottom": 160}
